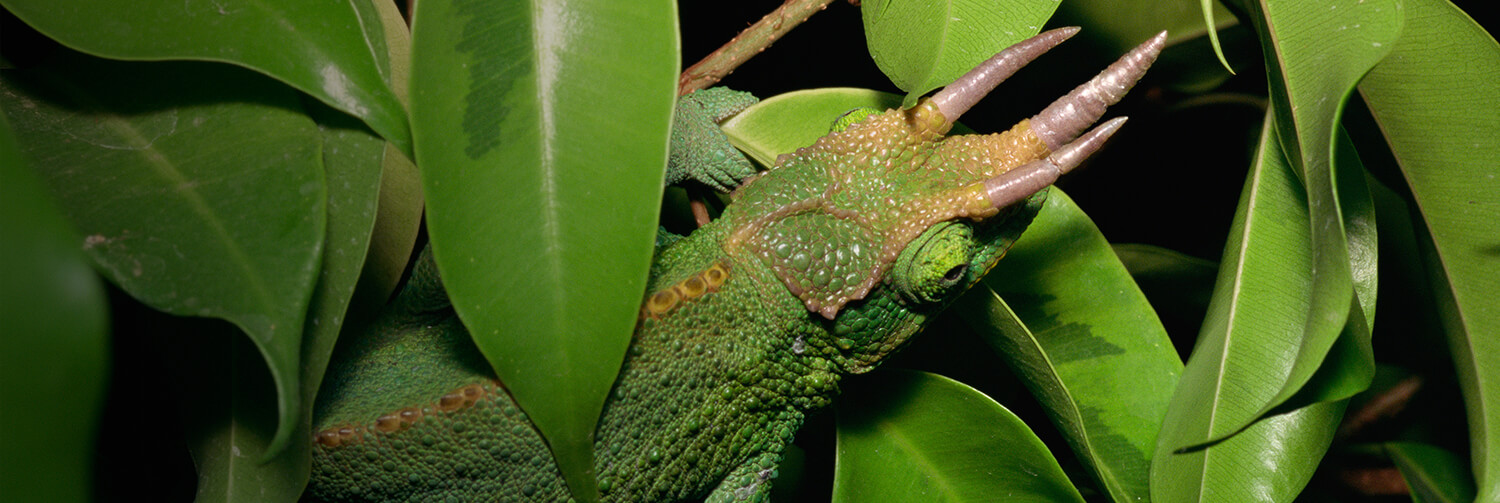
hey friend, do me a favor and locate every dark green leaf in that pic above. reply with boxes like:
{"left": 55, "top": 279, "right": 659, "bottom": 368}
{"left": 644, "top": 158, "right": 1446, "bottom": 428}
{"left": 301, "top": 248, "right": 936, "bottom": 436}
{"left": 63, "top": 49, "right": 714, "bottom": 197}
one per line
{"left": 408, "top": 0, "right": 678, "bottom": 499}
{"left": 1387, "top": 442, "right": 1477, "bottom": 503}
{"left": 860, "top": 0, "right": 1059, "bottom": 107}
{"left": 0, "top": 114, "right": 109, "bottom": 503}
{"left": 958, "top": 190, "right": 1181, "bottom": 503}
{"left": 1357, "top": 1, "right": 1500, "bottom": 499}
{"left": 0, "top": 53, "right": 326, "bottom": 457}
{"left": 0, "top": 0, "right": 413, "bottom": 156}
{"left": 1228, "top": 0, "right": 1400, "bottom": 427}
{"left": 834, "top": 370, "right": 1084, "bottom": 502}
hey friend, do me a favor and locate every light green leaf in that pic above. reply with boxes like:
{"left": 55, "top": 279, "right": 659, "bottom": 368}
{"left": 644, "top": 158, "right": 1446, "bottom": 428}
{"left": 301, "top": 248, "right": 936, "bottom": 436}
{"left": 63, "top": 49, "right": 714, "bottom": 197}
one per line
{"left": 957, "top": 190, "right": 1181, "bottom": 503}
{"left": 1220, "top": 0, "right": 1400, "bottom": 437}
{"left": 834, "top": 369, "right": 1084, "bottom": 503}
{"left": 1357, "top": 1, "right": 1500, "bottom": 499}
{"left": 722, "top": 88, "right": 903, "bottom": 167}
{"left": 0, "top": 53, "right": 326, "bottom": 458}
{"left": 860, "top": 0, "right": 1059, "bottom": 107}
{"left": 1150, "top": 111, "right": 1347, "bottom": 502}
{"left": 408, "top": 0, "right": 678, "bottom": 500}
{"left": 1387, "top": 442, "right": 1478, "bottom": 503}
{"left": 0, "top": 114, "right": 109, "bottom": 503}
{"left": 0, "top": 0, "right": 413, "bottom": 156}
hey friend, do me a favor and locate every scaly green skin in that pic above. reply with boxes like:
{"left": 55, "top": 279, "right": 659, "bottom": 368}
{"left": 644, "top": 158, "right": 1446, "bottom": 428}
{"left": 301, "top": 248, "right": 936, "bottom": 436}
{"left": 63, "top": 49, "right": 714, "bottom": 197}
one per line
{"left": 308, "top": 91, "right": 1051, "bottom": 502}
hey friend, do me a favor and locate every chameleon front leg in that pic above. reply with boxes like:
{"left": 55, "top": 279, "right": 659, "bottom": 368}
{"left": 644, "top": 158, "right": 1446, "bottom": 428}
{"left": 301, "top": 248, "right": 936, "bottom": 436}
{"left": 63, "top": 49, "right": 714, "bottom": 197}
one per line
{"left": 705, "top": 450, "right": 784, "bottom": 503}
{"left": 668, "top": 87, "right": 760, "bottom": 192}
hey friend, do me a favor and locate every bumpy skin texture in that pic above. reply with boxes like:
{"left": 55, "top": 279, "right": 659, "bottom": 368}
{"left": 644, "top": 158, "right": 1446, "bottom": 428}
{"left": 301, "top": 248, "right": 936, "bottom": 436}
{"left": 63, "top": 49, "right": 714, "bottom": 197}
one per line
{"left": 308, "top": 91, "right": 1052, "bottom": 502}
{"left": 667, "top": 88, "right": 761, "bottom": 192}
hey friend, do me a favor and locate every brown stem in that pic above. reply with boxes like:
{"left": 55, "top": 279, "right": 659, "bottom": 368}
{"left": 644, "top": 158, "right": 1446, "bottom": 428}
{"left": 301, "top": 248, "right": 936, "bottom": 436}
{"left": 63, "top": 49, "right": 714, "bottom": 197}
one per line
{"left": 678, "top": 0, "right": 839, "bottom": 96}
{"left": 687, "top": 186, "right": 714, "bottom": 228}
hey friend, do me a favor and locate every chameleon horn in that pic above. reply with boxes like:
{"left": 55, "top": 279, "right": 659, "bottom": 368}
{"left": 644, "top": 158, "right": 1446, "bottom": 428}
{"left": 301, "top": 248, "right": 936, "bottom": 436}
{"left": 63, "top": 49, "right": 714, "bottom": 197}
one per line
{"left": 1030, "top": 30, "right": 1166, "bottom": 150}
{"left": 981, "top": 117, "right": 1127, "bottom": 210}
{"left": 930, "top": 27, "right": 1080, "bottom": 125}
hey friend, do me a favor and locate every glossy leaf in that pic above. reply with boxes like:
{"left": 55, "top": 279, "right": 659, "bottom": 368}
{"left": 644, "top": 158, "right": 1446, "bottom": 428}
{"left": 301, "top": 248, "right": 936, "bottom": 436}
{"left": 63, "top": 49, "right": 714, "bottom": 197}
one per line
{"left": 408, "top": 0, "right": 678, "bottom": 499}
{"left": 721, "top": 88, "right": 902, "bottom": 167}
{"left": 0, "top": 53, "right": 326, "bottom": 457}
{"left": 0, "top": 115, "right": 109, "bottom": 503}
{"left": 1357, "top": 1, "right": 1500, "bottom": 499}
{"left": 1150, "top": 112, "right": 1349, "bottom": 501}
{"left": 0, "top": 0, "right": 412, "bottom": 156}
{"left": 1226, "top": 0, "right": 1400, "bottom": 428}
{"left": 860, "top": 0, "right": 1059, "bottom": 107}
{"left": 1387, "top": 442, "right": 1477, "bottom": 503}
{"left": 958, "top": 190, "right": 1181, "bottom": 503}
{"left": 834, "top": 370, "right": 1084, "bottom": 502}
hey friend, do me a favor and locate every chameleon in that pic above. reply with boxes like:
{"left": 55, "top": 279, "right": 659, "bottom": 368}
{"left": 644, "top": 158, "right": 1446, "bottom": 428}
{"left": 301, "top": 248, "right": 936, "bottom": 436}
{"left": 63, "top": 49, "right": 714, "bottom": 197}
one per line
{"left": 307, "top": 28, "right": 1165, "bottom": 502}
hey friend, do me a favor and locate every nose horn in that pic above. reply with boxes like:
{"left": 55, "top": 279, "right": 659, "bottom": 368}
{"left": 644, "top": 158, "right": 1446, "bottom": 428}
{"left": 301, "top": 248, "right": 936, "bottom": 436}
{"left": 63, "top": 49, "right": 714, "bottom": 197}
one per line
{"left": 1031, "top": 30, "right": 1167, "bottom": 150}
{"left": 930, "top": 27, "right": 1080, "bottom": 125}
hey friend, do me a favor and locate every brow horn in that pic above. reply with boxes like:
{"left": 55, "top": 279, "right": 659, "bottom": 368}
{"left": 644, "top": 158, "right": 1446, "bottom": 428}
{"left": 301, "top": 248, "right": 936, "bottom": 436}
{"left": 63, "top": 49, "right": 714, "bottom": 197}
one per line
{"left": 929, "top": 27, "right": 1080, "bottom": 125}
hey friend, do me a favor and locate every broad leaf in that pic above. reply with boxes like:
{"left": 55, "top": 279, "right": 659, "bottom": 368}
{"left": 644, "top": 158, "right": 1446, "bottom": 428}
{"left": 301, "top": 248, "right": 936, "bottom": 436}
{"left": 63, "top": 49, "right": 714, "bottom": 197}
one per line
{"left": 0, "top": 115, "right": 109, "bottom": 503}
{"left": 0, "top": 0, "right": 413, "bottom": 156}
{"left": 1225, "top": 0, "right": 1400, "bottom": 428}
{"left": 1357, "top": 1, "right": 1500, "bottom": 499}
{"left": 1387, "top": 442, "right": 1478, "bottom": 503}
{"left": 834, "top": 370, "right": 1084, "bottom": 502}
{"left": 408, "top": 0, "right": 678, "bottom": 499}
{"left": 722, "top": 88, "right": 902, "bottom": 167}
{"left": 1150, "top": 111, "right": 1348, "bottom": 501}
{"left": 958, "top": 190, "right": 1181, "bottom": 503}
{"left": 0, "top": 53, "right": 326, "bottom": 457}
{"left": 860, "top": 0, "right": 1059, "bottom": 107}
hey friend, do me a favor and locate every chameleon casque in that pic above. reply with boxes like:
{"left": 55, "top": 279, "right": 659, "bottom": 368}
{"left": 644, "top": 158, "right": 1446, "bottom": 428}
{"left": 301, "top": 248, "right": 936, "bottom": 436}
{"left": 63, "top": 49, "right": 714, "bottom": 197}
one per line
{"left": 308, "top": 28, "right": 1165, "bottom": 502}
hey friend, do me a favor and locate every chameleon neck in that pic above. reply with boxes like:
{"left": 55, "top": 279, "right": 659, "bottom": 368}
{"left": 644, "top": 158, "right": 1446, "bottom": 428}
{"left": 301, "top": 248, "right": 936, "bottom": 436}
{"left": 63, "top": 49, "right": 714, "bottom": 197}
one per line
{"left": 592, "top": 220, "right": 845, "bottom": 499}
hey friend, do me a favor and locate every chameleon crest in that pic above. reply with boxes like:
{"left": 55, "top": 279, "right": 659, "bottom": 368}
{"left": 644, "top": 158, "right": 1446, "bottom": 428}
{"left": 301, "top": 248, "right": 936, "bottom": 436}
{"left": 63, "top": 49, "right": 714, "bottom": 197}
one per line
{"left": 308, "top": 28, "right": 1165, "bottom": 502}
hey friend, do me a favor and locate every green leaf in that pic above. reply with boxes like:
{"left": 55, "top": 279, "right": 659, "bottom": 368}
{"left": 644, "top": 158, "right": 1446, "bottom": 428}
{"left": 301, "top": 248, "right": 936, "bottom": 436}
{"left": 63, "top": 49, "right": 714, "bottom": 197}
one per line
{"left": 354, "top": 0, "right": 423, "bottom": 314}
{"left": 1387, "top": 442, "right": 1478, "bottom": 503}
{"left": 0, "top": 114, "right": 109, "bottom": 503}
{"left": 957, "top": 190, "right": 1182, "bottom": 503}
{"left": 1155, "top": 399, "right": 1346, "bottom": 502}
{"left": 834, "top": 370, "right": 1084, "bottom": 502}
{"left": 722, "top": 88, "right": 903, "bottom": 166}
{"left": 0, "top": 53, "right": 326, "bottom": 457}
{"left": 1150, "top": 111, "right": 1346, "bottom": 501}
{"left": 179, "top": 100, "right": 389, "bottom": 503}
{"left": 408, "top": 0, "right": 678, "bottom": 500}
{"left": 860, "top": 0, "right": 1059, "bottom": 108}
{"left": 1215, "top": 0, "right": 1399, "bottom": 438}
{"left": 0, "top": 0, "right": 413, "bottom": 156}
{"left": 1357, "top": 1, "right": 1500, "bottom": 499}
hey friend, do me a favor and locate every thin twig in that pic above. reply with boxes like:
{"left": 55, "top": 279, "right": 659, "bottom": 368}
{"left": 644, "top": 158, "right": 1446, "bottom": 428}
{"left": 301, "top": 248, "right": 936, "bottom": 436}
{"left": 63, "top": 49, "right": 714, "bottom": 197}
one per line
{"left": 678, "top": 0, "right": 839, "bottom": 95}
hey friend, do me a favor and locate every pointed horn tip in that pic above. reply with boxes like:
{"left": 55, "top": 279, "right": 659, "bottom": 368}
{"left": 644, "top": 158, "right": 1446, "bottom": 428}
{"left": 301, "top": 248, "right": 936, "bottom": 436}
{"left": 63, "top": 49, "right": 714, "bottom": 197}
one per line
{"left": 1052, "top": 116, "right": 1128, "bottom": 175}
{"left": 931, "top": 27, "right": 1083, "bottom": 124}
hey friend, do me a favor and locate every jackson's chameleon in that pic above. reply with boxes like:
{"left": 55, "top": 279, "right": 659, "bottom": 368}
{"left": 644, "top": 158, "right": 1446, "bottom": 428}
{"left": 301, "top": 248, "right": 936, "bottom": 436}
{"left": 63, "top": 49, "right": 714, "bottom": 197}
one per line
{"left": 307, "top": 29, "right": 1164, "bottom": 502}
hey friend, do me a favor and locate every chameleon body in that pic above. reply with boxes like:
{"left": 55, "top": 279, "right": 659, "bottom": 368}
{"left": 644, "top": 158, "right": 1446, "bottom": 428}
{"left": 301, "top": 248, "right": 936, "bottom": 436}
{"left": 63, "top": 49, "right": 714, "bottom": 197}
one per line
{"left": 308, "top": 29, "right": 1163, "bottom": 502}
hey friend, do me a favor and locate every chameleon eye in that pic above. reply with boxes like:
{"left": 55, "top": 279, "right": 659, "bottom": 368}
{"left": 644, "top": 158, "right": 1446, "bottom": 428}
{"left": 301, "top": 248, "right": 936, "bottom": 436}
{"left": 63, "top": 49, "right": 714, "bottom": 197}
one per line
{"left": 890, "top": 222, "right": 977, "bottom": 305}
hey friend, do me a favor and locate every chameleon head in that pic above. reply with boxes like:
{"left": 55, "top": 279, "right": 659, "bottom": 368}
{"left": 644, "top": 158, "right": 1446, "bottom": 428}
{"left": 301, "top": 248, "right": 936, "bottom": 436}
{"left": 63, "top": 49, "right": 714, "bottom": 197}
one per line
{"left": 720, "top": 28, "right": 1166, "bottom": 372}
